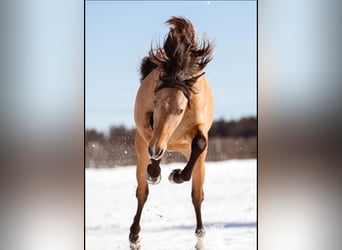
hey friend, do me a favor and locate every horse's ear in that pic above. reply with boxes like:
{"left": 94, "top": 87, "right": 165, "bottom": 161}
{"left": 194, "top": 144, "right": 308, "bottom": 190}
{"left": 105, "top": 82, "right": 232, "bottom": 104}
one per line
{"left": 185, "top": 72, "right": 205, "bottom": 86}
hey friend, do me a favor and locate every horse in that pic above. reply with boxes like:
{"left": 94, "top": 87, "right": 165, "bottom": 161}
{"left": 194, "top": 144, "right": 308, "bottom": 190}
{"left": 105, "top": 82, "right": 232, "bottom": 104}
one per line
{"left": 129, "top": 16, "right": 214, "bottom": 248}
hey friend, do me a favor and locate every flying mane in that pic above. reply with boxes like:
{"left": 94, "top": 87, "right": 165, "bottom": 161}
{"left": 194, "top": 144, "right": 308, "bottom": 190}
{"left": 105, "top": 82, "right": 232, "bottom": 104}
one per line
{"left": 140, "top": 16, "right": 213, "bottom": 99}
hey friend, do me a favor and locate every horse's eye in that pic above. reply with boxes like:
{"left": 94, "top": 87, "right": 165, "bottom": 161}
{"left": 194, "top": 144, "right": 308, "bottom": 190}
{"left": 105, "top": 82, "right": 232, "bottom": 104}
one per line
{"left": 177, "top": 109, "right": 184, "bottom": 115}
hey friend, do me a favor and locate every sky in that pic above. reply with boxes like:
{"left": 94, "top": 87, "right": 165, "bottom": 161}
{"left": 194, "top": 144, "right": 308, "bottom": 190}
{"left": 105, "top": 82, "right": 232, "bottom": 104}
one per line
{"left": 86, "top": 1, "right": 256, "bottom": 132}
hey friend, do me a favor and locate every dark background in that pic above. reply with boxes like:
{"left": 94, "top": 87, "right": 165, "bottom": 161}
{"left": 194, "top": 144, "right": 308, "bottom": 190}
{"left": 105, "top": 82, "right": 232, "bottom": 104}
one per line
{"left": 85, "top": 117, "right": 256, "bottom": 167}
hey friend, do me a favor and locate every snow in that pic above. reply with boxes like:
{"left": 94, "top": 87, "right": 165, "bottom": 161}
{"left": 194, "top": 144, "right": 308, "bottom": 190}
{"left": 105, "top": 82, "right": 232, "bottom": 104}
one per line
{"left": 86, "top": 160, "right": 256, "bottom": 250}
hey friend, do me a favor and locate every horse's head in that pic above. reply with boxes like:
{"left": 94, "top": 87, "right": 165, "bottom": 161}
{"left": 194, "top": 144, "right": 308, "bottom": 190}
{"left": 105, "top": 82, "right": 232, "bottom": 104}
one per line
{"left": 142, "top": 16, "right": 213, "bottom": 161}
{"left": 148, "top": 87, "right": 188, "bottom": 160}
{"left": 148, "top": 73, "right": 205, "bottom": 160}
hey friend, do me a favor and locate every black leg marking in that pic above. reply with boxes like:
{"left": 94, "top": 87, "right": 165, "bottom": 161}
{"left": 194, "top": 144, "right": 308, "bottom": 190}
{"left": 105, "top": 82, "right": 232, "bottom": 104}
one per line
{"left": 129, "top": 224, "right": 140, "bottom": 243}
{"left": 169, "top": 132, "right": 207, "bottom": 184}
{"left": 129, "top": 186, "right": 148, "bottom": 246}
{"left": 146, "top": 159, "right": 161, "bottom": 184}
{"left": 193, "top": 189, "right": 205, "bottom": 238}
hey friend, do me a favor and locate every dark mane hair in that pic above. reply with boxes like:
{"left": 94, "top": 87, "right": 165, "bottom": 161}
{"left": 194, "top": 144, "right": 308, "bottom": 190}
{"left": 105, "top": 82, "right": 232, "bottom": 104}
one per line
{"left": 140, "top": 56, "right": 157, "bottom": 82}
{"left": 140, "top": 16, "right": 214, "bottom": 92}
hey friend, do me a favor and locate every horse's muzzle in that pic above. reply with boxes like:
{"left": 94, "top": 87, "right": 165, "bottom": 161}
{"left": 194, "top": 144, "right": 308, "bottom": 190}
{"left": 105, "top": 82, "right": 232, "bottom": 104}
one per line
{"left": 148, "top": 145, "right": 165, "bottom": 160}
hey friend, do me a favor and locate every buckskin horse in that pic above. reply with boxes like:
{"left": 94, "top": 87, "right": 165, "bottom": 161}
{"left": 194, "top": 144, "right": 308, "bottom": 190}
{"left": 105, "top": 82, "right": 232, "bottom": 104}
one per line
{"left": 129, "top": 16, "right": 214, "bottom": 248}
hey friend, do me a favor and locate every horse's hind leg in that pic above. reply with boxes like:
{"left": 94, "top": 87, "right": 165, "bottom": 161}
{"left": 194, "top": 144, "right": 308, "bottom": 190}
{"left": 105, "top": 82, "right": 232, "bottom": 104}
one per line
{"left": 191, "top": 151, "right": 207, "bottom": 238}
{"left": 129, "top": 132, "right": 150, "bottom": 248}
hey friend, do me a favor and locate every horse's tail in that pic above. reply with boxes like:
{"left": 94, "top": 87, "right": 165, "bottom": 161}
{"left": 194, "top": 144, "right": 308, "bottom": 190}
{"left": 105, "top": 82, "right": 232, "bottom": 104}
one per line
{"left": 148, "top": 16, "right": 213, "bottom": 80}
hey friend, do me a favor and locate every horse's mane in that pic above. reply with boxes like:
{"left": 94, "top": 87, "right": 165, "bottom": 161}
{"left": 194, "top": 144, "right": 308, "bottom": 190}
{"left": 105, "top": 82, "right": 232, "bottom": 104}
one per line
{"left": 140, "top": 16, "right": 213, "bottom": 94}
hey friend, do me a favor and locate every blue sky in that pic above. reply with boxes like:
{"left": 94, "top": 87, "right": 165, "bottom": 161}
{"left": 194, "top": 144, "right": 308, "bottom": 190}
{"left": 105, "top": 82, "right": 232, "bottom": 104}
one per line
{"left": 86, "top": 1, "right": 256, "bottom": 132}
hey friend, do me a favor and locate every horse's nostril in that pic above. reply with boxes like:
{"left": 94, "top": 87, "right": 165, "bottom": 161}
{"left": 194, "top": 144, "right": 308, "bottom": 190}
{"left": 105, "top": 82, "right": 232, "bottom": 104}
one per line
{"left": 148, "top": 147, "right": 153, "bottom": 158}
{"left": 156, "top": 148, "right": 164, "bottom": 159}
{"left": 148, "top": 145, "right": 164, "bottom": 160}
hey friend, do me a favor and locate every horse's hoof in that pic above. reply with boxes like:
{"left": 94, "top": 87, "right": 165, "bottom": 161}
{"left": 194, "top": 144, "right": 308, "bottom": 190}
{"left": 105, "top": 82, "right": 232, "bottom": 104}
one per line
{"left": 168, "top": 169, "right": 184, "bottom": 184}
{"left": 195, "top": 228, "right": 206, "bottom": 238}
{"left": 129, "top": 233, "right": 140, "bottom": 250}
{"left": 195, "top": 237, "right": 204, "bottom": 250}
{"left": 145, "top": 171, "right": 161, "bottom": 185}
{"left": 129, "top": 240, "right": 141, "bottom": 250}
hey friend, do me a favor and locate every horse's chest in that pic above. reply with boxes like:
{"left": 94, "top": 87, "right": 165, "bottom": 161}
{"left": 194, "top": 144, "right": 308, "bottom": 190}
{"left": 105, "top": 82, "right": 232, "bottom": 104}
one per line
{"left": 166, "top": 126, "right": 193, "bottom": 150}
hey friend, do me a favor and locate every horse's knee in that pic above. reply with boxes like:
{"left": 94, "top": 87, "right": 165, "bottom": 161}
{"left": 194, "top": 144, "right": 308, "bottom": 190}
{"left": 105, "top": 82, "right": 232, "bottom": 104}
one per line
{"left": 192, "top": 132, "right": 207, "bottom": 154}
{"left": 136, "top": 186, "right": 149, "bottom": 202}
{"left": 191, "top": 189, "right": 204, "bottom": 204}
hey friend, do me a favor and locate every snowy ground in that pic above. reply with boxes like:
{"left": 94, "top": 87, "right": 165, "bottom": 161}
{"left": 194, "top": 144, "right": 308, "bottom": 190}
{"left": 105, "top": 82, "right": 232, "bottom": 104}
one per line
{"left": 86, "top": 160, "right": 256, "bottom": 250}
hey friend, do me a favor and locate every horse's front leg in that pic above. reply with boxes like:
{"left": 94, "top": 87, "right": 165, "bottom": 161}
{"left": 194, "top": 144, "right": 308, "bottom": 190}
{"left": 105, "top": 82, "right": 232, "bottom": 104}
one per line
{"left": 168, "top": 128, "right": 208, "bottom": 238}
{"left": 191, "top": 152, "right": 207, "bottom": 239}
{"left": 129, "top": 132, "right": 150, "bottom": 248}
{"left": 145, "top": 158, "right": 161, "bottom": 184}
{"left": 168, "top": 129, "right": 207, "bottom": 184}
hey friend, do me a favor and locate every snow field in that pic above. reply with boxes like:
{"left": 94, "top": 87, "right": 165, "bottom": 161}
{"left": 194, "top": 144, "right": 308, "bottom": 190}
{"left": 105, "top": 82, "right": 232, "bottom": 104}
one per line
{"left": 86, "top": 160, "right": 256, "bottom": 250}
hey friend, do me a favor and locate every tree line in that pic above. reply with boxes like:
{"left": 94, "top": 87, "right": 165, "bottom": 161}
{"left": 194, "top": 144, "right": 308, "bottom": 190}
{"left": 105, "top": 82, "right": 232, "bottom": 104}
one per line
{"left": 86, "top": 116, "right": 256, "bottom": 167}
